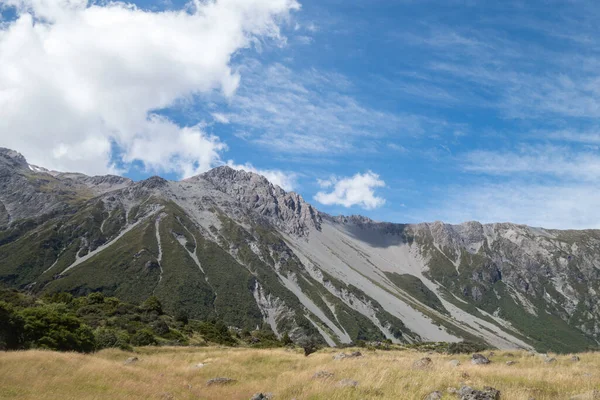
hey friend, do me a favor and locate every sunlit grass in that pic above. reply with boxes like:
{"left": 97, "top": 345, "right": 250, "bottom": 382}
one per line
{"left": 0, "top": 347, "right": 598, "bottom": 399}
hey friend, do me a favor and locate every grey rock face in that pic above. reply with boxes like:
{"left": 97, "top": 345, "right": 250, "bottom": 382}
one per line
{"left": 200, "top": 166, "right": 321, "bottom": 235}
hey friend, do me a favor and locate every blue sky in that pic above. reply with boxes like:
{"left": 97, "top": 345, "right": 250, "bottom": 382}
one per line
{"left": 2, "top": 0, "right": 600, "bottom": 228}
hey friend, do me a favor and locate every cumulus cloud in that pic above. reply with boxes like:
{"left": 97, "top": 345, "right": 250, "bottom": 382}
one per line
{"left": 314, "top": 171, "right": 386, "bottom": 209}
{"left": 0, "top": 0, "right": 299, "bottom": 176}
{"left": 226, "top": 161, "right": 297, "bottom": 191}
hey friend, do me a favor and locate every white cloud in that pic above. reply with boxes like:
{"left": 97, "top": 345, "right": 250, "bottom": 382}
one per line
{"left": 226, "top": 161, "right": 296, "bottom": 191}
{"left": 314, "top": 171, "right": 386, "bottom": 209}
{"left": 211, "top": 113, "right": 230, "bottom": 124}
{"left": 0, "top": 0, "right": 299, "bottom": 176}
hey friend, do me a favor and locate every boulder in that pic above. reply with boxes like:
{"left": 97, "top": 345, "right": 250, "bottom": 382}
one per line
{"left": 333, "top": 351, "right": 362, "bottom": 360}
{"left": 123, "top": 357, "right": 138, "bottom": 365}
{"left": 570, "top": 390, "right": 600, "bottom": 400}
{"left": 571, "top": 355, "right": 581, "bottom": 362}
{"left": 506, "top": 361, "right": 518, "bottom": 366}
{"left": 424, "top": 391, "right": 443, "bottom": 400}
{"left": 458, "top": 385, "right": 501, "bottom": 400}
{"left": 312, "top": 370, "right": 334, "bottom": 379}
{"left": 338, "top": 379, "right": 359, "bottom": 388}
{"left": 413, "top": 357, "right": 433, "bottom": 370}
{"left": 471, "top": 354, "right": 491, "bottom": 365}
{"left": 250, "top": 393, "right": 274, "bottom": 400}
{"left": 544, "top": 357, "right": 557, "bottom": 364}
{"left": 449, "top": 359, "right": 461, "bottom": 367}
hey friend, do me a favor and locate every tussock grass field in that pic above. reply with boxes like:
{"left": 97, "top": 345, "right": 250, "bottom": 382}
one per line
{"left": 0, "top": 347, "right": 599, "bottom": 399}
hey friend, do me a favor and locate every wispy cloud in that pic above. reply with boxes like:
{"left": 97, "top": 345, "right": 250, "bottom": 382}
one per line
{"left": 424, "top": 182, "right": 600, "bottom": 229}
{"left": 462, "top": 145, "right": 600, "bottom": 182}
{"left": 214, "top": 60, "right": 451, "bottom": 154}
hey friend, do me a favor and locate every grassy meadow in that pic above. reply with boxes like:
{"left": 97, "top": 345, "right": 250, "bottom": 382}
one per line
{"left": 0, "top": 347, "right": 599, "bottom": 399}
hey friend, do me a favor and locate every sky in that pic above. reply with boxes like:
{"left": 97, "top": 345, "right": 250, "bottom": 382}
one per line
{"left": 1, "top": 0, "right": 600, "bottom": 229}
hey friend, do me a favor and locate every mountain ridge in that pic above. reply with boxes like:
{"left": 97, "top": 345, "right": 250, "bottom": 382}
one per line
{"left": 1, "top": 147, "right": 599, "bottom": 353}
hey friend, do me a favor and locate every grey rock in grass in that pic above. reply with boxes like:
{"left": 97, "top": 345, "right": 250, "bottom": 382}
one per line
{"left": 337, "top": 379, "right": 359, "bottom": 388}
{"left": 458, "top": 385, "right": 500, "bottom": 400}
{"left": 571, "top": 355, "right": 581, "bottom": 362}
{"left": 424, "top": 391, "right": 443, "bottom": 400}
{"left": 544, "top": 357, "right": 557, "bottom": 364}
{"left": 333, "top": 351, "right": 362, "bottom": 360}
{"left": 506, "top": 360, "right": 518, "bottom": 366}
{"left": 250, "top": 393, "right": 274, "bottom": 400}
{"left": 449, "top": 359, "right": 461, "bottom": 367}
{"left": 471, "top": 353, "right": 491, "bottom": 365}
{"left": 312, "top": 370, "right": 335, "bottom": 379}
{"left": 123, "top": 357, "right": 138, "bottom": 365}
{"left": 206, "top": 377, "right": 236, "bottom": 386}
{"left": 570, "top": 390, "right": 600, "bottom": 399}
{"left": 413, "top": 357, "right": 433, "bottom": 369}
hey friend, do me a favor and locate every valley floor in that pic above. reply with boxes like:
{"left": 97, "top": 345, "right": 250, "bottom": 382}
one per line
{"left": 0, "top": 347, "right": 598, "bottom": 399}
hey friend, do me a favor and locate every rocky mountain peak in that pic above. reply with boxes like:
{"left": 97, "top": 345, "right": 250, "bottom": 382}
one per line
{"left": 199, "top": 166, "right": 321, "bottom": 236}
{"left": 0, "top": 148, "right": 29, "bottom": 170}
{"left": 139, "top": 175, "right": 169, "bottom": 189}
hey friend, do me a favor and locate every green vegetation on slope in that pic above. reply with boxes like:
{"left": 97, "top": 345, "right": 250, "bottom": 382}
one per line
{"left": 0, "top": 289, "right": 287, "bottom": 353}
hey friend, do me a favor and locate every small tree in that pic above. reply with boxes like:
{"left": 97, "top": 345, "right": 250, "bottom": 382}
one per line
{"left": 282, "top": 332, "right": 293, "bottom": 346}
{"left": 141, "top": 296, "right": 163, "bottom": 315}
{"left": 299, "top": 336, "right": 320, "bottom": 357}
{"left": 174, "top": 309, "right": 189, "bottom": 325}
{"left": 131, "top": 329, "right": 157, "bottom": 346}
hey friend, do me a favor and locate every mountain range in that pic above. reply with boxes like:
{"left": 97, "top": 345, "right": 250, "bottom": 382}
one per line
{"left": 1, "top": 147, "right": 599, "bottom": 353}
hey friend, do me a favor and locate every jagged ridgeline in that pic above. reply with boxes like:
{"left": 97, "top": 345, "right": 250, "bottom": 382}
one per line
{"left": 1, "top": 147, "right": 600, "bottom": 353}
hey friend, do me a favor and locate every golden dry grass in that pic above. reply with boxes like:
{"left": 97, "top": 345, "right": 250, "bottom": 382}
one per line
{"left": 0, "top": 347, "right": 598, "bottom": 399}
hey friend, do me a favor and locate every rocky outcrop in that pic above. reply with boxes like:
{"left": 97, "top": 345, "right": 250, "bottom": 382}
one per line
{"left": 200, "top": 166, "right": 321, "bottom": 235}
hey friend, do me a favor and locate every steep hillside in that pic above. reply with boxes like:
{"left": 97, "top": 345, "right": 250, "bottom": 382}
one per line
{"left": 1, "top": 148, "right": 599, "bottom": 352}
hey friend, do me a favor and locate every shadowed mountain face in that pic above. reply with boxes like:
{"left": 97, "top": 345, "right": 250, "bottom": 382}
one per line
{"left": 1, "top": 147, "right": 599, "bottom": 352}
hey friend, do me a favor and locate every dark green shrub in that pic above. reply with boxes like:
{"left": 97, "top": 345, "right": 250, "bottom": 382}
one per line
{"left": 151, "top": 319, "right": 170, "bottom": 336}
{"left": 141, "top": 296, "right": 163, "bottom": 315}
{"left": 0, "top": 301, "right": 24, "bottom": 350}
{"left": 95, "top": 327, "right": 132, "bottom": 351}
{"left": 19, "top": 304, "right": 95, "bottom": 353}
{"left": 447, "top": 341, "right": 488, "bottom": 354}
{"left": 282, "top": 332, "right": 293, "bottom": 346}
{"left": 131, "top": 329, "right": 157, "bottom": 346}
{"left": 87, "top": 292, "right": 105, "bottom": 305}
